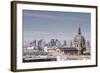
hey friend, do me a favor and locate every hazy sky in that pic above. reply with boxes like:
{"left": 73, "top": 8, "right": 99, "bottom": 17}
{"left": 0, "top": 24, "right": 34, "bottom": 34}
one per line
{"left": 22, "top": 10, "right": 91, "bottom": 45}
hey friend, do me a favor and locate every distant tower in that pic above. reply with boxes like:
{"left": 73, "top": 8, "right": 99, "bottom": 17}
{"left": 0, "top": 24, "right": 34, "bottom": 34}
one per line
{"left": 56, "top": 40, "right": 61, "bottom": 47}
{"left": 63, "top": 40, "right": 67, "bottom": 47}
{"left": 33, "top": 40, "right": 37, "bottom": 49}
{"left": 86, "top": 40, "right": 91, "bottom": 55}
{"left": 70, "top": 41, "right": 73, "bottom": 47}
{"left": 50, "top": 39, "right": 55, "bottom": 46}
{"left": 38, "top": 39, "right": 45, "bottom": 50}
{"left": 86, "top": 41, "right": 90, "bottom": 49}
{"left": 74, "top": 25, "right": 86, "bottom": 54}
{"left": 33, "top": 40, "right": 36, "bottom": 46}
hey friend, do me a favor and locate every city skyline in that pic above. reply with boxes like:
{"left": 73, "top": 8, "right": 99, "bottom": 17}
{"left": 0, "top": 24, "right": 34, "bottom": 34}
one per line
{"left": 23, "top": 10, "right": 91, "bottom": 45}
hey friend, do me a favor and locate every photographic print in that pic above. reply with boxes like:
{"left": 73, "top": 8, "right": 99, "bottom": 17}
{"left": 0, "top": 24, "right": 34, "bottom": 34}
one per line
{"left": 22, "top": 10, "right": 91, "bottom": 62}
{"left": 11, "top": 1, "right": 97, "bottom": 72}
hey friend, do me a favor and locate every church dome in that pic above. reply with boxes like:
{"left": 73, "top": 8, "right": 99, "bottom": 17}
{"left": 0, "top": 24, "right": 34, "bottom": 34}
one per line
{"left": 74, "top": 34, "right": 85, "bottom": 44}
{"left": 74, "top": 26, "right": 86, "bottom": 50}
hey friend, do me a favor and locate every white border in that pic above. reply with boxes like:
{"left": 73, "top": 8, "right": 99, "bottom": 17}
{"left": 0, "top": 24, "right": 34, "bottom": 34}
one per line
{"left": 17, "top": 3, "right": 96, "bottom": 69}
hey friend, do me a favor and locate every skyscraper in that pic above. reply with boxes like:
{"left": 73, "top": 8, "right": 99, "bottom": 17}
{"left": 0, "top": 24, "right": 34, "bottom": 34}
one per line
{"left": 63, "top": 40, "right": 67, "bottom": 47}
{"left": 38, "top": 39, "right": 45, "bottom": 50}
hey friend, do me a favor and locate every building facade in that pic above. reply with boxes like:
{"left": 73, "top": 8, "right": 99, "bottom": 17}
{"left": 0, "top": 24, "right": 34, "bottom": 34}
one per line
{"left": 74, "top": 26, "right": 86, "bottom": 54}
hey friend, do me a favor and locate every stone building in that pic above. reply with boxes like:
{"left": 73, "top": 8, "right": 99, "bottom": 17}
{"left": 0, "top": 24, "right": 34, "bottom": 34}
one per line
{"left": 74, "top": 26, "right": 86, "bottom": 54}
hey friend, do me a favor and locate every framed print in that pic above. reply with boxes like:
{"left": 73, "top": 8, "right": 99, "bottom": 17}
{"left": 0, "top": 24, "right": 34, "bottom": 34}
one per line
{"left": 11, "top": 1, "right": 98, "bottom": 72}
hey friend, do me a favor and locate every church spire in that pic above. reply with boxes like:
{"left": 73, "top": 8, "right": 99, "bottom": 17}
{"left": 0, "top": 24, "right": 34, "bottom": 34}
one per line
{"left": 78, "top": 25, "right": 81, "bottom": 35}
